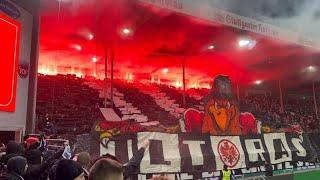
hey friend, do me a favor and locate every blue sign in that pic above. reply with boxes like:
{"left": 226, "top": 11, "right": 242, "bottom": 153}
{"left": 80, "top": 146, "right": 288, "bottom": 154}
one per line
{"left": 0, "top": 0, "right": 20, "bottom": 19}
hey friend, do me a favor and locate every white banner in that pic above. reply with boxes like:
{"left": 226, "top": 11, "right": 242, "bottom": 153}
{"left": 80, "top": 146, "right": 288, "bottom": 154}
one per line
{"left": 100, "top": 132, "right": 316, "bottom": 175}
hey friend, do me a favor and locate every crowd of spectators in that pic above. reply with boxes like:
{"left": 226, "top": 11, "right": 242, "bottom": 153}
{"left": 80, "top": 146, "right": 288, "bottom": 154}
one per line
{"left": 2, "top": 74, "right": 317, "bottom": 180}
{"left": 240, "top": 94, "right": 319, "bottom": 133}
{"left": 36, "top": 74, "right": 103, "bottom": 136}
{"left": 35, "top": 74, "right": 319, "bottom": 136}
{"left": 0, "top": 135, "right": 151, "bottom": 180}
{"left": 157, "top": 85, "right": 201, "bottom": 109}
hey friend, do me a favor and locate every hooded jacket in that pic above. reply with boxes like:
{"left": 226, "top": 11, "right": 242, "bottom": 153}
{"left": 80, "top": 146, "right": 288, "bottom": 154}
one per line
{"left": 24, "top": 149, "right": 63, "bottom": 180}
{"left": 5, "top": 156, "right": 27, "bottom": 180}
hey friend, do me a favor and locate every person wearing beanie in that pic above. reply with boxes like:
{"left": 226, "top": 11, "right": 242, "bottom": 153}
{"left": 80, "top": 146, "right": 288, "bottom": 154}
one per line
{"left": 6, "top": 156, "right": 28, "bottom": 180}
{"left": 6, "top": 141, "right": 24, "bottom": 156}
{"left": 55, "top": 159, "right": 85, "bottom": 180}
{"left": 25, "top": 137, "right": 40, "bottom": 151}
{"left": 24, "top": 148, "right": 64, "bottom": 180}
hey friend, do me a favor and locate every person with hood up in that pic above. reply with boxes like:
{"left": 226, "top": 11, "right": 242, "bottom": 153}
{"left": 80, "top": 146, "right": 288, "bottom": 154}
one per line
{"left": 24, "top": 148, "right": 63, "bottom": 180}
{"left": 2, "top": 141, "right": 24, "bottom": 165}
{"left": 4, "top": 156, "right": 28, "bottom": 180}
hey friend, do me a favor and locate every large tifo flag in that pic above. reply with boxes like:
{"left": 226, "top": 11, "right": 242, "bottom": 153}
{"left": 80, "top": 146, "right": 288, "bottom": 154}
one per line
{"left": 101, "top": 132, "right": 317, "bottom": 175}
{"left": 0, "top": 12, "right": 20, "bottom": 112}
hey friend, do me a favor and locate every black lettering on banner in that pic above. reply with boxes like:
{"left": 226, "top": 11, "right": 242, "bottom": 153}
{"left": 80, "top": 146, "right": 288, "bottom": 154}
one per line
{"left": 102, "top": 132, "right": 318, "bottom": 175}
{"left": 240, "top": 135, "right": 270, "bottom": 167}
{"left": 115, "top": 140, "right": 128, "bottom": 163}
{"left": 149, "top": 140, "right": 170, "bottom": 165}
{"left": 285, "top": 133, "right": 309, "bottom": 162}
{"left": 264, "top": 133, "right": 292, "bottom": 164}
{"left": 179, "top": 133, "right": 215, "bottom": 173}
{"left": 273, "top": 138, "right": 290, "bottom": 161}
{"left": 138, "top": 132, "right": 181, "bottom": 174}
{"left": 112, "top": 134, "right": 138, "bottom": 164}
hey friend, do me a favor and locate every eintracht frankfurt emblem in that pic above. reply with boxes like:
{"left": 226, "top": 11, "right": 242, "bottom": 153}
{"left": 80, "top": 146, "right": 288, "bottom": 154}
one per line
{"left": 218, "top": 139, "right": 240, "bottom": 167}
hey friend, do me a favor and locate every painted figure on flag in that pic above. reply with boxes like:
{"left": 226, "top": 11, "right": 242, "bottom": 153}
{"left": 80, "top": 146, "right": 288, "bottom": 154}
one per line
{"left": 93, "top": 74, "right": 259, "bottom": 144}
{"left": 184, "top": 75, "right": 257, "bottom": 135}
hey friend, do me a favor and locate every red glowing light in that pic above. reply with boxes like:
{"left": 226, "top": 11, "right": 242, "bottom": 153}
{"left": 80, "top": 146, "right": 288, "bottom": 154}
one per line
{"left": 0, "top": 13, "right": 20, "bottom": 112}
{"left": 208, "top": 45, "right": 214, "bottom": 50}
{"left": 73, "top": 44, "right": 82, "bottom": 51}
{"left": 238, "top": 39, "right": 250, "bottom": 47}
{"left": 88, "top": 33, "right": 94, "bottom": 40}
{"left": 92, "top": 57, "right": 98, "bottom": 62}
{"left": 122, "top": 28, "right": 131, "bottom": 35}
{"left": 125, "top": 73, "right": 134, "bottom": 81}
{"left": 255, "top": 80, "right": 262, "bottom": 85}
{"left": 162, "top": 68, "right": 169, "bottom": 74}
{"left": 39, "top": 0, "right": 310, "bottom": 88}
{"left": 174, "top": 80, "right": 182, "bottom": 88}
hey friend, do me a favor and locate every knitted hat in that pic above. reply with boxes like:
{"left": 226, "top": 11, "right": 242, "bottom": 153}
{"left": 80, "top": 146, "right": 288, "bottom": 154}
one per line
{"left": 6, "top": 141, "right": 24, "bottom": 155}
{"left": 26, "top": 137, "right": 40, "bottom": 148}
{"left": 56, "top": 159, "right": 84, "bottom": 180}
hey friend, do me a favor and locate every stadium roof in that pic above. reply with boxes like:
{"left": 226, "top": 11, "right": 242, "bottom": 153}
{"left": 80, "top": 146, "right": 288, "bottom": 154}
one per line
{"left": 39, "top": 0, "right": 320, "bottom": 88}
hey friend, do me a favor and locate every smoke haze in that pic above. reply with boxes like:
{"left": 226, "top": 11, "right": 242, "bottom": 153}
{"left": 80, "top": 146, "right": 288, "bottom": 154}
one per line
{"left": 185, "top": 0, "right": 320, "bottom": 39}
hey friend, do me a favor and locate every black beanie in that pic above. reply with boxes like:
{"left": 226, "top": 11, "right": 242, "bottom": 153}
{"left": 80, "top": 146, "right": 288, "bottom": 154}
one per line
{"left": 6, "top": 141, "right": 24, "bottom": 155}
{"left": 55, "top": 159, "right": 83, "bottom": 180}
{"left": 26, "top": 149, "right": 42, "bottom": 165}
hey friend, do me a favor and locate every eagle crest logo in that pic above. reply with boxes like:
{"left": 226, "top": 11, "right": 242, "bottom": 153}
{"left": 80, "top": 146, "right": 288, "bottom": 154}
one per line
{"left": 217, "top": 139, "right": 240, "bottom": 168}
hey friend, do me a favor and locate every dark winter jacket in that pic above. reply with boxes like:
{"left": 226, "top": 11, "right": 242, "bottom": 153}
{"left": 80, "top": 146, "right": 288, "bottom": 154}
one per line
{"left": 23, "top": 149, "right": 63, "bottom": 180}
{"left": 5, "top": 156, "right": 27, "bottom": 180}
{"left": 123, "top": 147, "right": 146, "bottom": 180}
